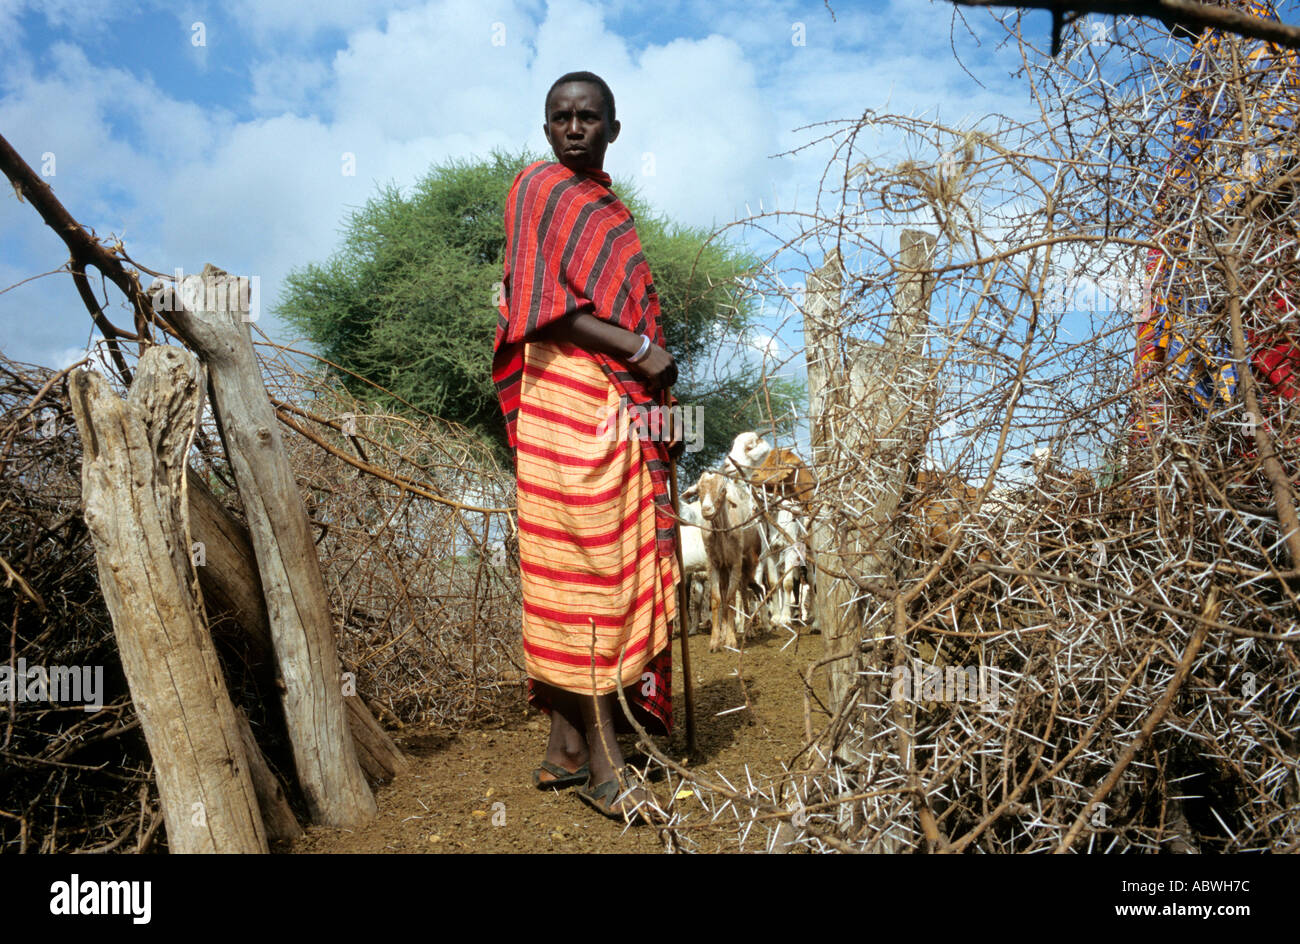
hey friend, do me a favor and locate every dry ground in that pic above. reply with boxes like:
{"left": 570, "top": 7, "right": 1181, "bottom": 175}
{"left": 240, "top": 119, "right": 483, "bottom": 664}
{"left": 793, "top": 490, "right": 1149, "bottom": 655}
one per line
{"left": 287, "top": 625, "right": 820, "bottom": 854}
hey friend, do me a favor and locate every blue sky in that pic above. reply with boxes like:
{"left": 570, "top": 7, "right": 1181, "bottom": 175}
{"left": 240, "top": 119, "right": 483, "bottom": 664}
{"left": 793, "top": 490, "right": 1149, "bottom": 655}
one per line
{"left": 0, "top": 0, "right": 1050, "bottom": 377}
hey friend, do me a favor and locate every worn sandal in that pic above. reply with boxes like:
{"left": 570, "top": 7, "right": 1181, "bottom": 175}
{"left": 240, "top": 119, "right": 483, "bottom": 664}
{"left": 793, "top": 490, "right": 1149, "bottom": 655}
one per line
{"left": 577, "top": 771, "right": 656, "bottom": 824}
{"left": 532, "top": 760, "right": 589, "bottom": 790}
{"left": 576, "top": 777, "right": 628, "bottom": 819}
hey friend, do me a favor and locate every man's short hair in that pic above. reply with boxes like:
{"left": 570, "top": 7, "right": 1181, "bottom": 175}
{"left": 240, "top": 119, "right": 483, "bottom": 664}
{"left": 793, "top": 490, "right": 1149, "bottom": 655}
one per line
{"left": 545, "top": 71, "right": 616, "bottom": 124}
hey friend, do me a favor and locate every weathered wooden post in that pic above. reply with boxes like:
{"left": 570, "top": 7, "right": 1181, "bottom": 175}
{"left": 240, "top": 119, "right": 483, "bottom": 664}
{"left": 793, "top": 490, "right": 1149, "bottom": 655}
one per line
{"left": 846, "top": 229, "right": 938, "bottom": 678}
{"left": 804, "top": 232, "right": 937, "bottom": 710}
{"left": 153, "top": 265, "right": 376, "bottom": 827}
{"left": 802, "top": 250, "right": 858, "bottom": 707}
{"left": 69, "top": 345, "right": 267, "bottom": 853}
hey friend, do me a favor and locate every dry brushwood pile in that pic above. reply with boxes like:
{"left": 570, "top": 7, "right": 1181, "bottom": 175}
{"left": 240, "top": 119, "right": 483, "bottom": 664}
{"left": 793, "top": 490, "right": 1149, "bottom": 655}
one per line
{"left": 0, "top": 340, "right": 522, "bottom": 852}
{"left": 245, "top": 340, "right": 522, "bottom": 728}
{"left": 0, "top": 353, "right": 152, "bottom": 853}
{"left": 624, "top": 9, "right": 1300, "bottom": 853}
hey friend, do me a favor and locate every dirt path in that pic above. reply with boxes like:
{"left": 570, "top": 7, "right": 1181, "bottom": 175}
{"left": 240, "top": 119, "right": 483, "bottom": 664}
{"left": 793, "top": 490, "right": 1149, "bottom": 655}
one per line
{"left": 287, "top": 627, "right": 821, "bottom": 854}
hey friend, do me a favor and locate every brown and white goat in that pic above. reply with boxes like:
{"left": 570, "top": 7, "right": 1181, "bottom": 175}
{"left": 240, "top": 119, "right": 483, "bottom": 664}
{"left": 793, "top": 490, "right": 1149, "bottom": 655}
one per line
{"left": 696, "top": 470, "right": 765, "bottom": 652}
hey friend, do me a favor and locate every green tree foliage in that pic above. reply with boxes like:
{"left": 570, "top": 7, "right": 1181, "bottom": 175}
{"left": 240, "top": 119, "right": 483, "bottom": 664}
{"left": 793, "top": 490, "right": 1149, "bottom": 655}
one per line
{"left": 277, "top": 148, "right": 802, "bottom": 475}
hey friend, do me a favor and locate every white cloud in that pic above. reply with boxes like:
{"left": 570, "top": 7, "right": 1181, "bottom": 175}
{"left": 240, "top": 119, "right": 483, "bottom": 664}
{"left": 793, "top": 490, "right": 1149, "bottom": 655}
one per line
{"left": 249, "top": 56, "right": 331, "bottom": 115}
{"left": 0, "top": 1, "right": 22, "bottom": 51}
{"left": 610, "top": 33, "right": 770, "bottom": 227}
{"left": 225, "top": 0, "right": 427, "bottom": 46}
{"left": 331, "top": 0, "right": 534, "bottom": 144}
{"left": 748, "top": 332, "right": 782, "bottom": 358}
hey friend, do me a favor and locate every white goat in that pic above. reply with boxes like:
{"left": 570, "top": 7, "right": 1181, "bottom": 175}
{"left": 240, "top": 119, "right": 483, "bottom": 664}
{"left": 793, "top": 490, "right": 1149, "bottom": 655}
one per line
{"left": 725, "top": 431, "right": 773, "bottom": 476}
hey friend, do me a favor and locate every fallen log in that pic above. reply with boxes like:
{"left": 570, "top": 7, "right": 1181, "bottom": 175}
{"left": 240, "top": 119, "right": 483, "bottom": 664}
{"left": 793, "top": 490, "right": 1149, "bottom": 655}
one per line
{"left": 187, "top": 469, "right": 407, "bottom": 783}
{"left": 233, "top": 708, "right": 303, "bottom": 843}
{"left": 346, "top": 694, "right": 408, "bottom": 782}
{"left": 186, "top": 469, "right": 273, "bottom": 653}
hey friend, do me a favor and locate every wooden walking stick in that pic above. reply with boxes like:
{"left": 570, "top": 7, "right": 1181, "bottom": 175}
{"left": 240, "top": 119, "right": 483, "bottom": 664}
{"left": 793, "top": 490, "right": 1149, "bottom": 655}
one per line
{"left": 665, "top": 396, "right": 697, "bottom": 756}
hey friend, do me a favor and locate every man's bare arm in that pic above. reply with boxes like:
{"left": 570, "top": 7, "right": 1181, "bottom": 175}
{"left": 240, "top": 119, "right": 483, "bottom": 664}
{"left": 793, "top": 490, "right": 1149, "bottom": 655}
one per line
{"left": 537, "top": 312, "right": 677, "bottom": 392}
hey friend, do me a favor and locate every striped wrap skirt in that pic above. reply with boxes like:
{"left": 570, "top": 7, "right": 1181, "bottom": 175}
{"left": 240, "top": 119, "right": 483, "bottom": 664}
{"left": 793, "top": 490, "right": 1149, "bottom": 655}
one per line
{"left": 515, "top": 339, "right": 677, "bottom": 735}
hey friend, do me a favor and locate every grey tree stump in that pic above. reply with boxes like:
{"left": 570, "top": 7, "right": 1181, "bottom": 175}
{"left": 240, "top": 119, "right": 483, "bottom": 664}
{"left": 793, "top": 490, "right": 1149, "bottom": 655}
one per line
{"left": 69, "top": 345, "right": 267, "bottom": 853}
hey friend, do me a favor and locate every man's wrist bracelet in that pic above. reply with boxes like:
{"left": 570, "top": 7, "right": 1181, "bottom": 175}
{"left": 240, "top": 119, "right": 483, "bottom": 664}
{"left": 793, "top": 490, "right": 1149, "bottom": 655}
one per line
{"left": 628, "top": 333, "right": 652, "bottom": 364}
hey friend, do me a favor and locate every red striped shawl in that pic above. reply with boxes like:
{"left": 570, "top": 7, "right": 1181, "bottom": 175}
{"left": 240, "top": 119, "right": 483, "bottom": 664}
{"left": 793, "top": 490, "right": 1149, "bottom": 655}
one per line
{"left": 493, "top": 160, "right": 677, "bottom": 558}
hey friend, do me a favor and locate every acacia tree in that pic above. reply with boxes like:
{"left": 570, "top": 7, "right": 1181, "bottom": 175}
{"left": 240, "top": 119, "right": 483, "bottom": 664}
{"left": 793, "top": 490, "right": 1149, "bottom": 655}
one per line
{"left": 276, "top": 148, "right": 802, "bottom": 479}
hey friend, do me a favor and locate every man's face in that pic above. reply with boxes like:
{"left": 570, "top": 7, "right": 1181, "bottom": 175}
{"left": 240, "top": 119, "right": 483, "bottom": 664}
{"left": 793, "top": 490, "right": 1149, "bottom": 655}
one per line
{"left": 544, "top": 81, "right": 619, "bottom": 172}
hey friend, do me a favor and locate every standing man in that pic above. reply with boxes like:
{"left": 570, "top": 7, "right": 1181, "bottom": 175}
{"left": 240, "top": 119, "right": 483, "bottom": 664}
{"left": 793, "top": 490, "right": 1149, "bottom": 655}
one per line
{"left": 491, "top": 71, "right": 682, "bottom": 820}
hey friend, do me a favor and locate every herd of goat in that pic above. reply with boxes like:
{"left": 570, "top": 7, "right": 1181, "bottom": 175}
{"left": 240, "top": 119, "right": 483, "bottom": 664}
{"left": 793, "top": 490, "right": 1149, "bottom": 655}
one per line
{"left": 679, "top": 432, "right": 816, "bottom": 652}
{"left": 668, "top": 433, "right": 1066, "bottom": 653}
